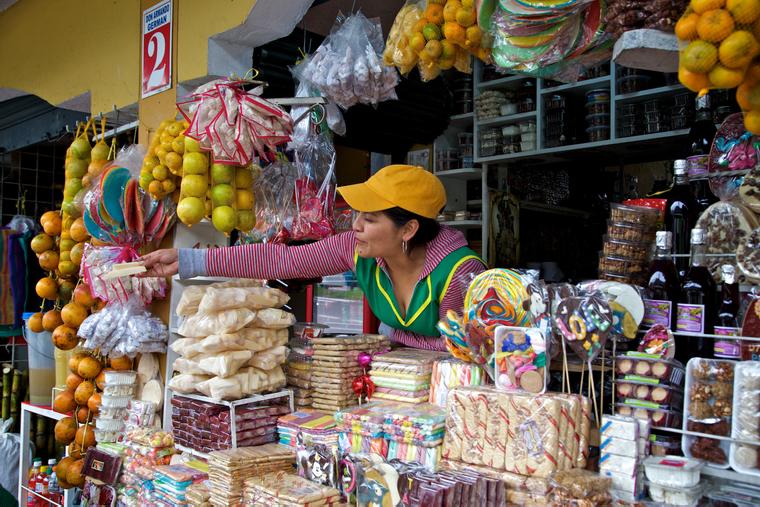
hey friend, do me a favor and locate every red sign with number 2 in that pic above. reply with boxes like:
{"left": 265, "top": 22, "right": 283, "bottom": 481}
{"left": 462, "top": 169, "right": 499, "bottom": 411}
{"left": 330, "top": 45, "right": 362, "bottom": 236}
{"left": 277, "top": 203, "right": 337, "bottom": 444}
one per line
{"left": 142, "top": 0, "right": 172, "bottom": 98}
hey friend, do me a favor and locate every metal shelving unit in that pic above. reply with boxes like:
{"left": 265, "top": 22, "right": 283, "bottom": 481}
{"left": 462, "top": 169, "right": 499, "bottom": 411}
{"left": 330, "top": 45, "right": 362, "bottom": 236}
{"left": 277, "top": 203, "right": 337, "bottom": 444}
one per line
{"left": 17, "top": 403, "right": 76, "bottom": 507}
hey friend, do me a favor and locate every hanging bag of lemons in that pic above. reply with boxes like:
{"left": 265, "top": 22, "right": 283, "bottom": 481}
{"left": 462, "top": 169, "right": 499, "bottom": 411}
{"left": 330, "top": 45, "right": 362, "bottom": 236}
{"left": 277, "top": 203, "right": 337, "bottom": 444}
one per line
{"left": 676, "top": 0, "right": 760, "bottom": 132}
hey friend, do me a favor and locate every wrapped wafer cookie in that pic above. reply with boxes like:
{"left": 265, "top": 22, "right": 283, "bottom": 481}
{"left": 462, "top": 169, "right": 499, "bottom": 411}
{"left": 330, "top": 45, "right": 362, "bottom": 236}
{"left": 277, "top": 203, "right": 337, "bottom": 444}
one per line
{"left": 577, "top": 396, "right": 592, "bottom": 469}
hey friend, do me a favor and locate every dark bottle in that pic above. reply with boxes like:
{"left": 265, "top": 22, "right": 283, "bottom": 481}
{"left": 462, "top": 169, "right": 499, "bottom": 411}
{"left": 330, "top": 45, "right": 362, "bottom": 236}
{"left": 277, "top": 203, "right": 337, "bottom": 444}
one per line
{"left": 687, "top": 95, "right": 718, "bottom": 212}
{"left": 714, "top": 264, "right": 741, "bottom": 359}
{"left": 665, "top": 160, "right": 699, "bottom": 276}
{"left": 643, "top": 231, "right": 681, "bottom": 330}
{"left": 676, "top": 228, "right": 716, "bottom": 362}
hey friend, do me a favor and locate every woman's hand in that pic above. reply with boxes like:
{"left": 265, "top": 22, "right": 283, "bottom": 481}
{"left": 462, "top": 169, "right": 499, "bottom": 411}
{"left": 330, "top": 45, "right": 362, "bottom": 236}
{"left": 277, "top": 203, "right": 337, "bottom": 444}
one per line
{"left": 139, "top": 248, "right": 179, "bottom": 278}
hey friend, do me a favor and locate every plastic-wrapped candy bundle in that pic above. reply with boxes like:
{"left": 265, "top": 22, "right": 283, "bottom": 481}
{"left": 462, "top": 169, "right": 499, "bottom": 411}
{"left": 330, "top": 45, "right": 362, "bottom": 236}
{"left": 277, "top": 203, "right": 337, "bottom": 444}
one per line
{"left": 177, "top": 79, "right": 293, "bottom": 166}
{"left": 81, "top": 244, "right": 167, "bottom": 305}
{"left": 291, "top": 130, "right": 337, "bottom": 242}
{"left": 78, "top": 295, "right": 169, "bottom": 357}
{"left": 295, "top": 11, "right": 398, "bottom": 109}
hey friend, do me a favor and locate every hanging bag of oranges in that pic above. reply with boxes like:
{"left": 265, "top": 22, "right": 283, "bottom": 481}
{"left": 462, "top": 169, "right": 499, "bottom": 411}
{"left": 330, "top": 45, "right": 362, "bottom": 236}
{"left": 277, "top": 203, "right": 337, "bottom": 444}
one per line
{"left": 676, "top": 0, "right": 760, "bottom": 132}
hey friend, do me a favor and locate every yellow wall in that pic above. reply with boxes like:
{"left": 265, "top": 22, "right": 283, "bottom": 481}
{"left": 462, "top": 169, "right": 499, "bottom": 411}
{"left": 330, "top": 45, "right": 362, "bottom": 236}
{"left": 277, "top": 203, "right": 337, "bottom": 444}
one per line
{"left": 177, "top": 0, "right": 257, "bottom": 83}
{"left": 0, "top": 0, "right": 141, "bottom": 114}
{"left": 0, "top": 0, "right": 257, "bottom": 114}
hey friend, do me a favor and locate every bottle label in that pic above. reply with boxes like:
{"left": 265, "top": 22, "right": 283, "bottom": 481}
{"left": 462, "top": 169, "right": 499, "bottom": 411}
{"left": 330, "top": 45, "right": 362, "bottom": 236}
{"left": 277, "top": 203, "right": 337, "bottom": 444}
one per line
{"left": 714, "top": 326, "right": 740, "bottom": 337}
{"left": 676, "top": 304, "right": 705, "bottom": 333}
{"left": 686, "top": 155, "right": 709, "bottom": 179}
{"left": 642, "top": 299, "right": 672, "bottom": 328}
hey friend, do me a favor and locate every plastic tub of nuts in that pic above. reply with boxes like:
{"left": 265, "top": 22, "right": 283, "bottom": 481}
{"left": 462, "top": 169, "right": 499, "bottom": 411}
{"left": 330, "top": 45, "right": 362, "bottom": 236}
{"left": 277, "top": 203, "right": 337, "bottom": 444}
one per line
{"left": 598, "top": 254, "right": 649, "bottom": 278}
{"left": 606, "top": 220, "right": 656, "bottom": 242}
{"left": 609, "top": 203, "right": 660, "bottom": 227}
{"left": 104, "top": 370, "right": 137, "bottom": 386}
{"left": 602, "top": 236, "right": 652, "bottom": 262}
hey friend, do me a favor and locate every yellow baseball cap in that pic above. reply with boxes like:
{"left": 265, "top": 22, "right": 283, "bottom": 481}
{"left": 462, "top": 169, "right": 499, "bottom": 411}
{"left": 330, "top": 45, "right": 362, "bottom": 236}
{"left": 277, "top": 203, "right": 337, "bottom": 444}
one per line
{"left": 337, "top": 164, "right": 446, "bottom": 219}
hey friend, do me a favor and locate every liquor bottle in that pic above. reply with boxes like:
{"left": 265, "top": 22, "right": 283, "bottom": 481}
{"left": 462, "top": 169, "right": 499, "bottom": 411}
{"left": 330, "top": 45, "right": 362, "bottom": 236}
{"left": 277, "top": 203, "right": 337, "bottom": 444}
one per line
{"left": 714, "top": 264, "right": 741, "bottom": 358}
{"left": 687, "top": 94, "right": 718, "bottom": 212}
{"left": 665, "top": 160, "right": 699, "bottom": 276}
{"left": 27, "top": 459, "right": 41, "bottom": 507}
{"left": 643, "top": 231, "right": 680, "bottom": 329}
{"left": 676, "top": 228, "right": 717, "bottom": 362}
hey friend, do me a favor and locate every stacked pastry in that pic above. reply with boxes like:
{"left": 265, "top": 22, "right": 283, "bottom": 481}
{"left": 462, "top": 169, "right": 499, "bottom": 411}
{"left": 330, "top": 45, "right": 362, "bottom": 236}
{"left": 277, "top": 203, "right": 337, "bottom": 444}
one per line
{"left": 310, "top": 335, "right": 389, "bottom": 412}
{"left": 277, "top": 409, "right": 338, "bottom": 448}
{"left": 207, "top": 444, "right": 295, "bottom": 507}
{"left": 442, "top": 386, "right": 592, "bottom": 479}
{"left": 284, "top": 340, "right": 314, "bottom": 408}
{"left": 243, "top": 472, "right": 342, "bottom": 506}
{"left": 371, "top": 349, "right": 448, "bottom": 405}
{"left": 168, "top": 280, "right": 293, "bottom": 400}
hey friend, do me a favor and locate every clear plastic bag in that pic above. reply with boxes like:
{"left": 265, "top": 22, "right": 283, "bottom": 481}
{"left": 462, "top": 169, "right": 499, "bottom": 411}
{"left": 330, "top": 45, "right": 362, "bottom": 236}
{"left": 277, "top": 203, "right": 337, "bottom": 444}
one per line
{"left": 737, "top": 228, "right": 760, "bottom": 284}
{"left": 291, "top": 130, "right": 336, "bottom": 241}
{"left": 172, "top": 357, "right": 205, "bottom": 375}
{"left": 296, "top": 11, "right": 398, "bottom": 109}
{"left": 168, "top": 374, "right": 212, "bottom": 394}
{"left": 695, "top": 201, "right": 759, "bottom": 283}
{"left": 249, "top": 345, "right": 289, "bottom": 371}
{"left": 78, "top": 295, "right": 169, "bottom": 356}
{"left": 245, "top": 156, "right": 298, "bottom": 244}
{"left": 81, "top": 244, "right": 167, "bottom": 304}
{"left": 197, "top": 286, "right": 289, "bottom": 313}
{"left": 197, "top": 350, "right": 253, "bottom": 378}
{"left": 709, "top": 113, "right": 760, "bottom": 200}
{"left": 251, "top": 308, "right": 296, "bottom": 329}
{"left": 177, "top": 308, "right": 258, "bottom": 337}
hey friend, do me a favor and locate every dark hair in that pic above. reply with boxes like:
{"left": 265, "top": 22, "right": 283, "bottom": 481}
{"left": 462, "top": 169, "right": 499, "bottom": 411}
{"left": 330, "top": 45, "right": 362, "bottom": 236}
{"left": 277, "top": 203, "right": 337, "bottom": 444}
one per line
{"left": 382, "top": 207, "right": 440, "bottom": 252}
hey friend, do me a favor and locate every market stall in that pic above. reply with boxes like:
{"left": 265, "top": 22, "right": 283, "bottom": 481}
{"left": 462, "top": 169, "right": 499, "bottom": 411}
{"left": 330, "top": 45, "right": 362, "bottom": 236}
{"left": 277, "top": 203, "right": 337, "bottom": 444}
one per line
{"left": 5, "top": 0, "right": 760, "bottom": 506}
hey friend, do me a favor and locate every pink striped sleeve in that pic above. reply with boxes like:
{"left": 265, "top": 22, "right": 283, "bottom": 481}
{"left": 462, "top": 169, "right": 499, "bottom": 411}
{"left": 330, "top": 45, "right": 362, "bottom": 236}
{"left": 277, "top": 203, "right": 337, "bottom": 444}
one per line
{"left": 388, "top": 258, "right": 485, "bottom": 350}
{"left": 205, "top": 232, "right": 357, "bottom": 279}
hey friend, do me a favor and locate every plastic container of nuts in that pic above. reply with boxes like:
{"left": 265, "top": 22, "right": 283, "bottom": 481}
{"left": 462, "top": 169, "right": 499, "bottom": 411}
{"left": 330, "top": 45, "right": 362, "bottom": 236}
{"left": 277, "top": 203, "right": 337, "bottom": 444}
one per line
{"left": 598, "top": 254, "right": 649, "bottom": 278}
{"left": 602, "top": 236, "right": 652, "bottom": 262}
{"left": 610, "top": 203, "right": 660, "bottom": 227}
{"left": 606, "top": 220, "right": 656, "bottom": 242}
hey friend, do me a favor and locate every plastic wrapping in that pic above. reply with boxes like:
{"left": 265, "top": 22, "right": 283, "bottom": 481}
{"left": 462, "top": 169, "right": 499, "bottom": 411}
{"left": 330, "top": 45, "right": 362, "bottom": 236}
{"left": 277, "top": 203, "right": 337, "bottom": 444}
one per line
{"left": 81, "top": 244, "right": 166, "bottom": 304}
{"left": 184, "top": 328, "right": 289, "bottom": 356}
{"left": 606, "top": 0, "right": 687, "bottom": 37}
{"left": 729, "top": 362, "right": 760, "bottom": 476}
{"left": 709, "top": 113, "right": 759, "bottom": 199}
{"left": 694, "top": 201, "right": 759, "bottom": 283}
{"left": 252, "top": 308, "right": 296, "bottom": 329}
{"left": 197, "top": 350, "right": 253, "bottom": 378}
{"left": 740, "top": 162, "right": 760, "bottom": 213}
{"left": 290, "top": 129, "right": 337, "bottom": 242}
{"left": 197, "top": 286, "right": 289, "bottom": 313}
{"left": 683, "top": 358, "right": 736, "bottom": 467}
{"left": 429, "top": 359, "right": 487, "bottom": 408}
{"left": 177, "top": 79, "right": 292, "bottom": 166}
{"left": 549, "top": 469, "right": 612, "bottom": 502}
{"left": 296, "top": 11, "right": 398, "bottom": 109}
{"left": 245, "top": 156, "right": 298, "bottom": 244}
{"left": 248, "top": 345, "right": 289, "bottom": 371}
{"left": 737, "top": 227, "right": 760, "bottom": 284}
{"left": 493, "top": 326, "right": 548, "bottom": 393}
{"left": 177, "top": 308, "right": 258, "bottom": 337}
{"left": 78, "top": 294, "right": 169, "bottom": 357}
{"left": 442, "top": 387, "right": 586, "bottom": 478}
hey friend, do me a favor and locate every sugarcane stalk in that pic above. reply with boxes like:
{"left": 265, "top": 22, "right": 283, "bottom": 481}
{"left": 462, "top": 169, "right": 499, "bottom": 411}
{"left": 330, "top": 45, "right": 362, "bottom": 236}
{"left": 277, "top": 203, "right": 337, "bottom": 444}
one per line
{"left": 35, "top": 415, "right": 46, "bottom": 452}
{"left": 10, "top": 369, "right": 21, "bottom": 431}
{"left": 1, "top": 366, "right": 10, "bottom": 420}
{"left": 21, "top": 369, "right": 29, "bottom": 402}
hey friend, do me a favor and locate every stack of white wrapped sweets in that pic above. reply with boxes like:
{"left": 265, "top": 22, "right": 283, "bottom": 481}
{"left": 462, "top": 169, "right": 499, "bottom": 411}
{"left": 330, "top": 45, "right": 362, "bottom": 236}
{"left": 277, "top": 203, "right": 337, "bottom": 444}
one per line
{"left": 168, "top": 280, "right": 293, "bottom": 400}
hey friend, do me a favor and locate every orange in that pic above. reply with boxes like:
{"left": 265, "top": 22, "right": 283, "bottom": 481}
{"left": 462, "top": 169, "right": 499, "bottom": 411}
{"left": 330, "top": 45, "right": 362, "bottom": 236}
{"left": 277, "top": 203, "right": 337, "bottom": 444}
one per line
{"left": 747, "top": 62, "right": 760, "bottom": 81}
{"left": 61, "top": 302, "right": 88, "bottom": 328}
{"left": 425, "top": 3, "right": 444, "bottom": 24}
{"left": 42, "top": 310, "right": 63, "bottom": 332}
{"left": 28, "top": 312, "right": 44, "bottom": 333}
{"left": 697, "top": 9, "right": 736, "bottom": 42}
{"left": 753, "top": 17, "right": 760, "bottom": 40}
{"left": 727, "top": 0, "right": 760, "bottom": 24}
{"left": 676, "top": 12, "right": 702, "bottom": 40}
{"left": 709, "top": 63, "right": 746, "bottom": 86}
{"left": 744, "top": 108, "right": 760, "bottom": 132}
{"left": 682, "top": 40, "right": 719, "bottom": 72}
{"left": 719, "top": 30, "right": 759, "bottom": 67}
{"left": 443, "top": 22, "right": 466, "bottom": 44}
{"left": 443, "top": 1, "right": 461, "bottom": 22}
{"left": 736, "top": 80, "right": 760, "bottom": 108}
{"left": 693, "top": 0, "right": 726, "bottom": 12}
{"left": 679, "top": 66, "right": 712, "bottom": 92}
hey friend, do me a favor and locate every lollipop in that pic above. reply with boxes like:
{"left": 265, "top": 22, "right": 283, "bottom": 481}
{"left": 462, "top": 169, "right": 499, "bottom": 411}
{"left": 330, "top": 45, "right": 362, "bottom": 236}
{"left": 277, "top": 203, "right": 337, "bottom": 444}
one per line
{"left": 555, "top": 296, "right": 612, "bottom": 363}
{"left": 462, "top": 269, "right": 533, "bottom": 372}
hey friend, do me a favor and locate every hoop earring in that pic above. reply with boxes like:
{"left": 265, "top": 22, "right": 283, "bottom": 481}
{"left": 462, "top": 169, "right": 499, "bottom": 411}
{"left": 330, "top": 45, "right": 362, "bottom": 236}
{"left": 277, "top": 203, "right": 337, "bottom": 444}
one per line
{"left": 402, "top": 240, "right": 408, "bottom": 254}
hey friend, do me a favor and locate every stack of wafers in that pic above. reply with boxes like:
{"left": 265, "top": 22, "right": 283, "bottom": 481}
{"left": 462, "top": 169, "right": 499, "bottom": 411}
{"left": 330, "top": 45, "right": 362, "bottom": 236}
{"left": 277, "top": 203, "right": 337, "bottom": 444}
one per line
{"left": 284, "top": 355, "right": 314, "bottom": 408}
{"left": 277, "top": 409, "right": 338, "bottom": 448}
{"left": 243, "top": 471, "right": 342, "bottom": 506}
{"left": 207, "top": 444, "right": 295, "bottom": 507}
{"left": 370, "top": 349, "right": 449, "bottom": 404}
{"left": 310, "top": 335, "right": 389, "bottom": 412}
{"left": 186, "top": 482, "right": 211, "bottom": 507}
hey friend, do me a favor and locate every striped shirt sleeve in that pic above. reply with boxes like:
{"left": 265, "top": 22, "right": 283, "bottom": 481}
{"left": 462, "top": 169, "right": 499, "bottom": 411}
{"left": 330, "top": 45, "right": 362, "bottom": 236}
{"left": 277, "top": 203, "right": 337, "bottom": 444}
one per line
{"left": 387, "top": 258, "right": 486, "bottom": 350}
{"left": 204, "top": 232, "right": 357, "bottom": 280}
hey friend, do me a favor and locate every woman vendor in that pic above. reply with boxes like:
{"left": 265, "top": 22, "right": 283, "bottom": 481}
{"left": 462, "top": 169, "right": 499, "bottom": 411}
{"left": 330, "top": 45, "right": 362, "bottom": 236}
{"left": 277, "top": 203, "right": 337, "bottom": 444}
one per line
{"left": 141, "top": 164, "right": 486, "bottom": 351}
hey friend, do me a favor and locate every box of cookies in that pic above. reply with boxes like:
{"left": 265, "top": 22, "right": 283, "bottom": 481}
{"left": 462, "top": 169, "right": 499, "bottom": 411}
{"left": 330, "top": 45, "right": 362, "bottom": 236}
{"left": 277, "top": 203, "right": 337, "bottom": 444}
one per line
{"left": 616, "top": 353, "right": 685, "bottom": 386}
